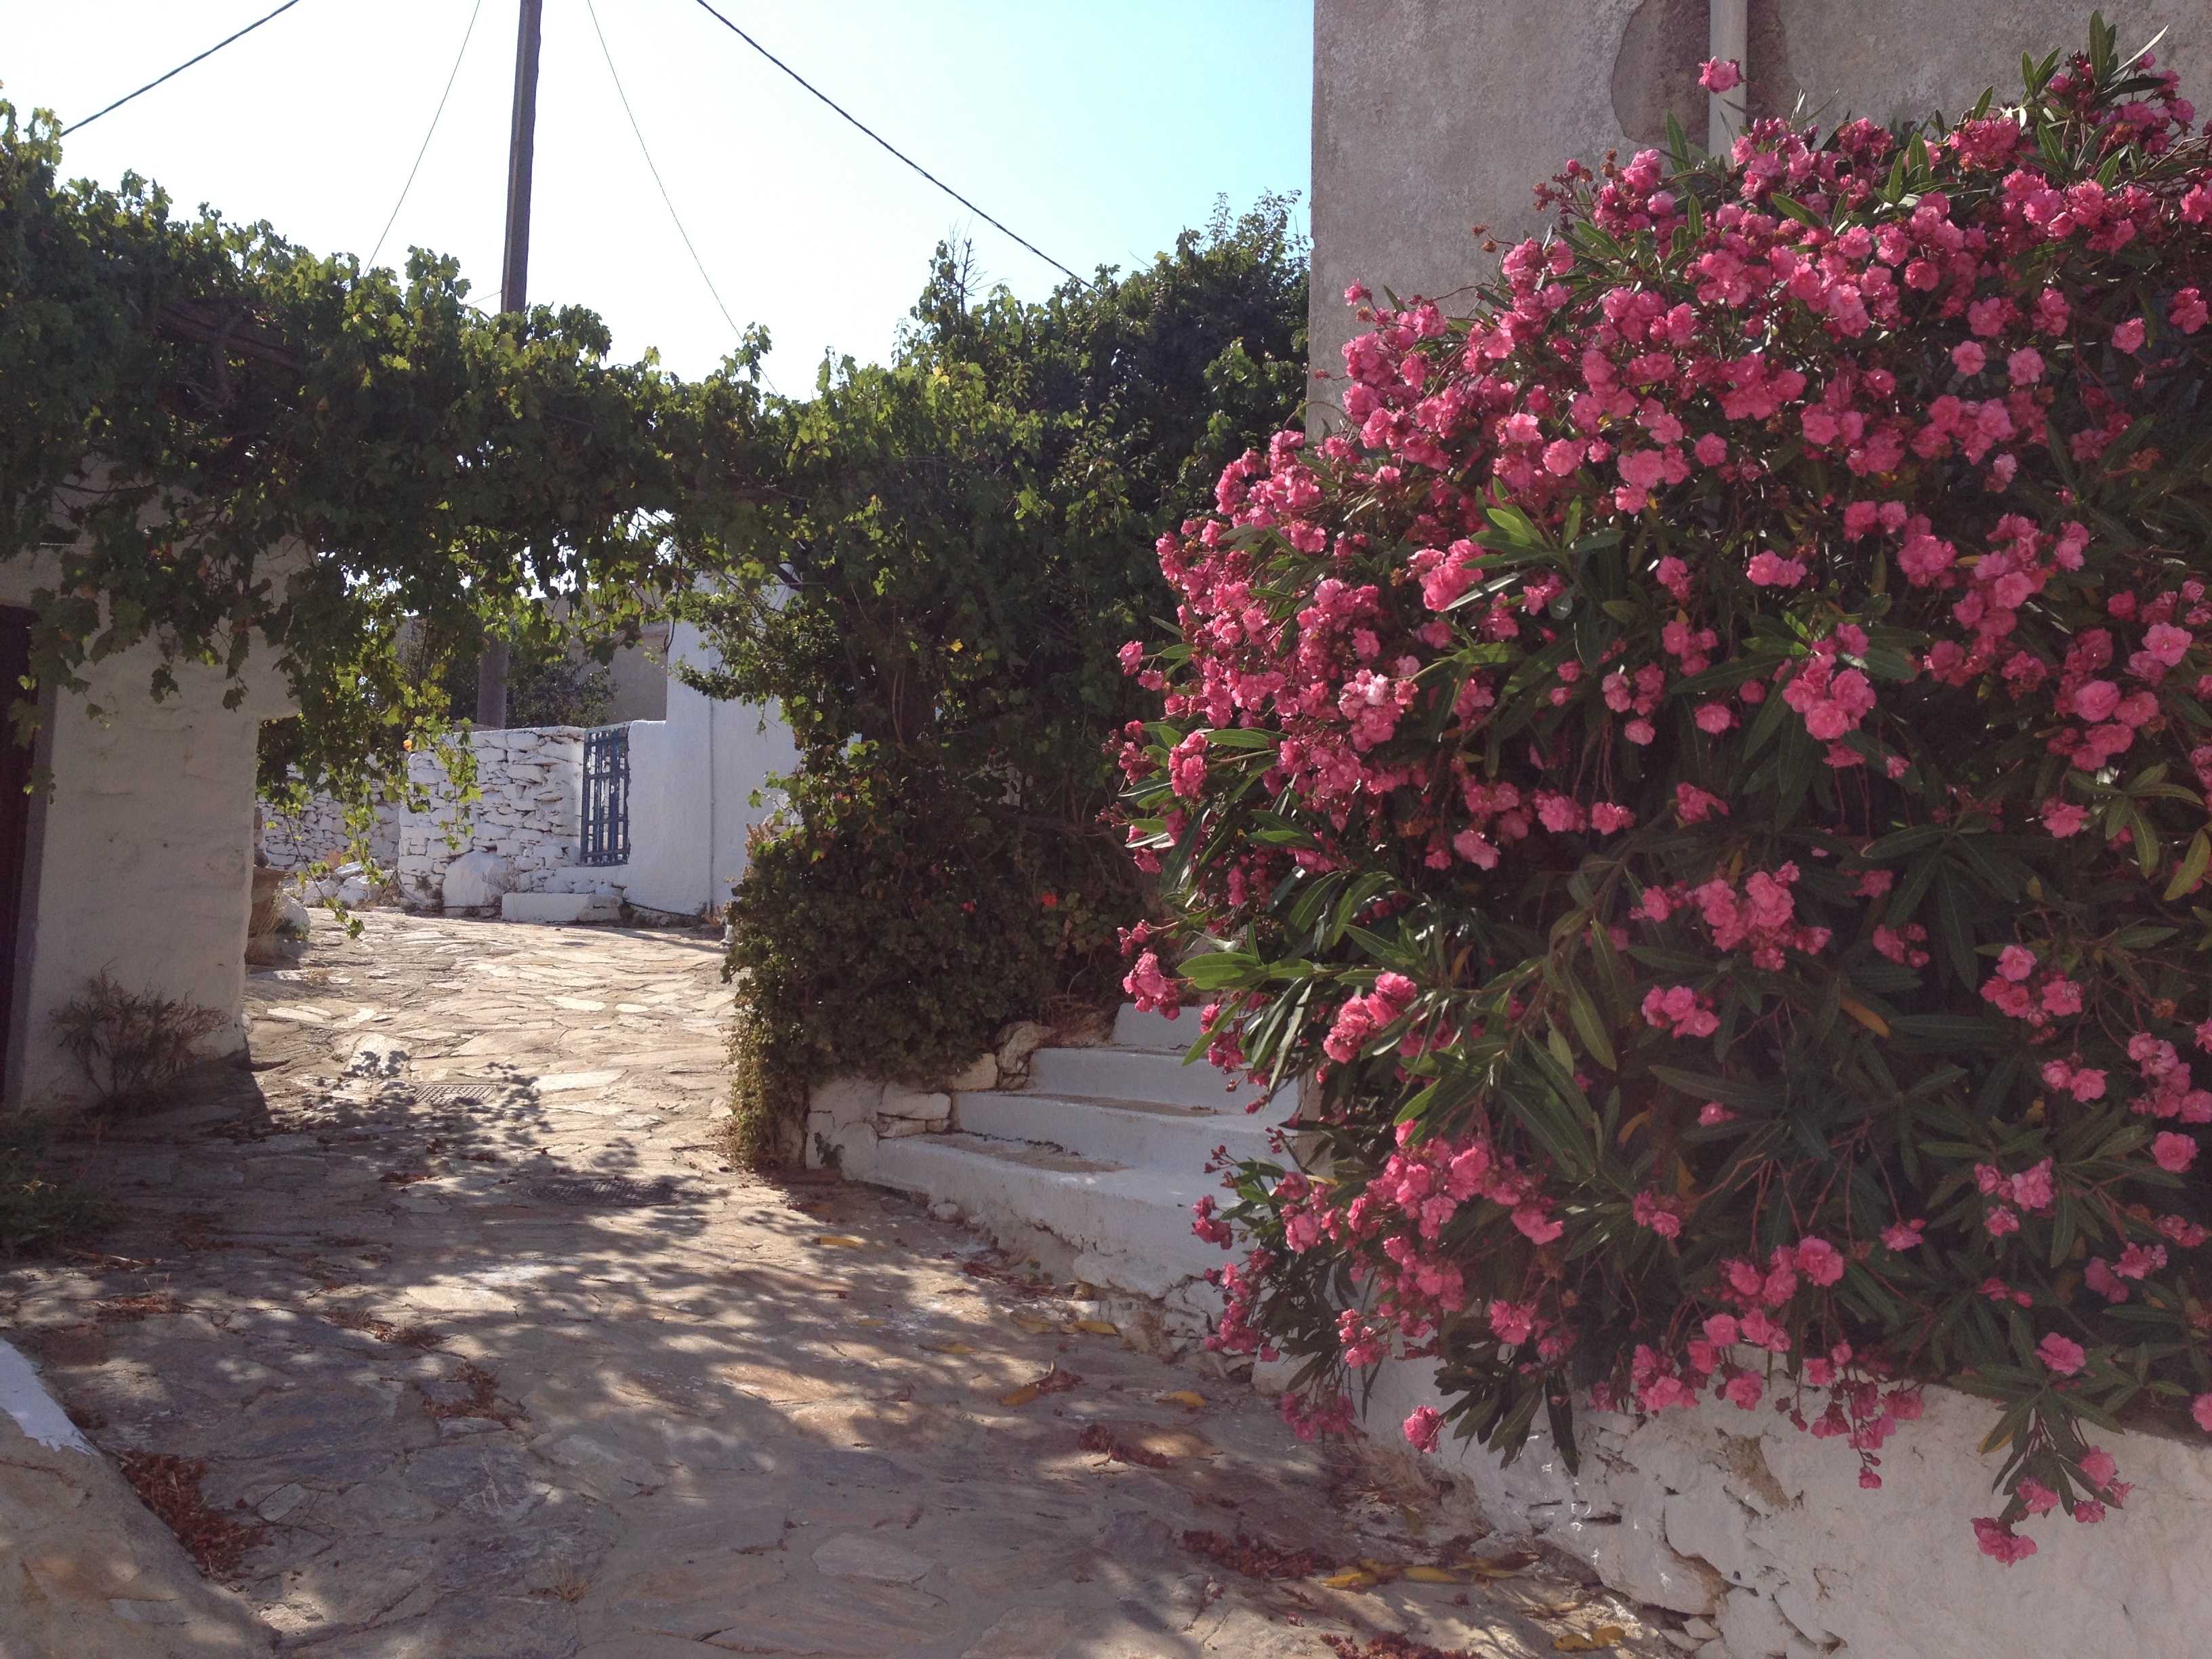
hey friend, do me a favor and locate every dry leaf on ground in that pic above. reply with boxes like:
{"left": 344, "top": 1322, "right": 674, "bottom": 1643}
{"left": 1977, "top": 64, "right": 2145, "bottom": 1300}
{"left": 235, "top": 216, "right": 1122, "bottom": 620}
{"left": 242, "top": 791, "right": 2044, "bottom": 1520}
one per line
{"left": 999, "top": 1364, "right": 1082, "bottom": 1407}
{"left": 815, "top": 1234, "right": 866, "bottom": 1248}
{"left": 115, "top": 1452, "right": 264, "bottom": 1574}
{"left": 1076, "top": 1423, "right": 1172, "bottom": 1467}
{"left": 1552, "top": 1629, "right": 1626, "bottom": 1653}
{"left": 1181, "top": 1529, "right": 1338, "bottom": 1580}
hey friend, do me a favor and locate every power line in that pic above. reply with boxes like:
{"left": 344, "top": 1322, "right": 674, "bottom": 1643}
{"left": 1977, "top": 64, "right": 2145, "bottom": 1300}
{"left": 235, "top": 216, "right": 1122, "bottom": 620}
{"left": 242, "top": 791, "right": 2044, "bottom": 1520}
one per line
{"left": 368, "top": 0, "right": 485, "bottom": 270}
{"left": 586, "top": 0, "right": 745, "bottom": 342}
{"left": 62, "top": 0, "right": 306, "bottom": 136}
{"left": 687, "top": 0, "right": 1083, "bottom": 285}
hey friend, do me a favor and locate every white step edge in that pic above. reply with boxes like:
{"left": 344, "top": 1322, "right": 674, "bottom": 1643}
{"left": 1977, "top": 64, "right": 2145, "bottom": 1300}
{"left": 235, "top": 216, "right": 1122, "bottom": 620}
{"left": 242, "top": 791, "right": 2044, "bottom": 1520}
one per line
{"left": 1025, "top": 1045, "right": 1279, "bottom": 1112}
{"left": 1110, "top": 1002, "right": 1200, "bottom": 1053}
{"left": 869, "top": 1132, "right": 1233, "bottom": 1300}
{"left": 954, "top": 1090, "right": 1281, "bottom": 1172}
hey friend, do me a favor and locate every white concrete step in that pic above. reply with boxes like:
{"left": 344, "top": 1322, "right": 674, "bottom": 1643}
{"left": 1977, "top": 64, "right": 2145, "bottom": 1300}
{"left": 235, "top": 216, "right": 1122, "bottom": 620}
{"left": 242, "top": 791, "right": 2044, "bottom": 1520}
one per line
{"left": 1110, "top": 1003, "right": 1200, "bottom": 1053}
{"left": 868, "top": 1130, "right": 1229, "bottom": 1299}
{"left": 953, "top": 1090, "right": 1280, "bottom": 1172}
{"left": 1025, "top": 1044, "right": 1275, "bottom": 1112}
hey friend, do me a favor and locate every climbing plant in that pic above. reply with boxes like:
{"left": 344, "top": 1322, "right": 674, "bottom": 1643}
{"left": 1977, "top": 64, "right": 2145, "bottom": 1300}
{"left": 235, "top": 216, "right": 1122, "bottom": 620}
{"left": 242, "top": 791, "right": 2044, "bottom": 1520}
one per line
{"left": 1120, "top": 21, "right": 2212, "bottom": 1562}
{"left": 0, "top": 99, "right": 739, "bottom": 813}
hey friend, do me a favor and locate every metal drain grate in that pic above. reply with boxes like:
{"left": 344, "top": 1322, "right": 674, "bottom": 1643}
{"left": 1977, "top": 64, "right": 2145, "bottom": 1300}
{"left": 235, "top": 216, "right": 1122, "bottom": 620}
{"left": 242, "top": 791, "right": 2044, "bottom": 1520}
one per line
{"left": 523, "top": 1176, "right": 685, "bottom": 1208}
{"left": 406, "top": 1082, "right": 506, "bottom": 1106}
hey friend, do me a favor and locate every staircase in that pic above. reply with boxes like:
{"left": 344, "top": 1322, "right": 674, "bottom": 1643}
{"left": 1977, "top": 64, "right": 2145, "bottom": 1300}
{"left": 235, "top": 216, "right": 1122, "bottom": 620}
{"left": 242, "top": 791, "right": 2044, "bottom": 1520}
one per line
{"left": 868, "top": 1005, "right": 1296, "bottom": 1307}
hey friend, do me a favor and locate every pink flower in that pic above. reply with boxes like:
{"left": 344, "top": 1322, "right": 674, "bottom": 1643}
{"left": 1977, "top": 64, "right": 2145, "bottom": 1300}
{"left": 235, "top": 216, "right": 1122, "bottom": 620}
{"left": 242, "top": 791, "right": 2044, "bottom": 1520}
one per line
{"left": 1881, "top": 1219, "right": 1925, "bottom": 1250}
{"left": 1543, "top": 438, "right": 1584, "bottom": 475}
{"left": 1995, "top": 945, "right": 2037, "bottom": 982}
{"left": 1117, "top": 640, "right": 1145, "bottom": 675}
{"left": 1632, "top": 1190, "right": 1681, "bottom": 1238}
{"left": 1694, "top": 432, "right": 1727, "bottom": 466}
{"left": 2152, "top": 1130, "right": 2198, "bottom": 1172}
{"left": 2085, "top": 1257, "right": 2130, "bottom": 1303}
{"left": 2143, "top": 623, "right": 2194, "bottom": 666}
{"left": 2074, "top": 678, "right": 2121, "bottom": 721}
{"left": 1698, "top": 1101, "right": 1736, "bottom": 1126}
{"left": 1402, "top": 1404, "right": 1445, "bottom": 1453}
{"left": 2080, "top": 1448, "right": 2118, "bottom": 1489}
{"left": 2191, "top": 1393, "right": 2212, "bottom": 1433}
{"left": 1973, "top": 1517, "right": 2038, "bottom": 1564}
{"left": 2172, "top": 287, "right": 2209, "bottom": 335}
{"left": 1698, "top": 56, "right": 1742, "bottom": 92}
{"left": 1722, "top": 1372, "right": 1763, "bottom": 1409}
{"left": 1746, "top": 551, "right": 1808, "bottom": 588}
{"left": 1952, "top": 342, "right": 1987, "bottom": 375}
{"left": 1590, "top": 802, "right": 1636, "bottom": 834}
{"left": 1795, "top": 1236, "right": 1845, "bottom": 1286}
{"left": 2007, "top": 346, "right": 2045, "bottom": 384}
{"left": 1123, "top": 952, "right": 1179, "bottom": 1015}
{"left": 1694, "top": 701, "right": 1737, "bottom": 733}
{"left": 2019, "top": 1478, "right": 2061, "bottom": 1515}
{"left": 1489, "top": 1299, "right": 1538, "bottom": 1345}
{"left": 2112, "top": 316, "right": 2147, "bottom": 354}
{"left": 2036, "top": 1332, "right": 2087, "bottom": 1376}
{"left": 1675, "top": 782, "right": 1729, "bottom": 823}
{"left": 2041, "top": 798, "right": 2089, "bottom": 837}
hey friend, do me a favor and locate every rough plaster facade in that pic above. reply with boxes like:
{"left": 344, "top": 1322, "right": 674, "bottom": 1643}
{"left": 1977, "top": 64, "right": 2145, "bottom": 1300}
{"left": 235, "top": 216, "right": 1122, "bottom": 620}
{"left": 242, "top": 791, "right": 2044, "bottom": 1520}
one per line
{"left": 1307, "top": 4, "right": 2212, "bottom": 1651}
{"left": 0, "top": 553, "right": 288, "bottom": 1109}
{"left": 1309, "top": 1, "right": 2212, "bottom": 409}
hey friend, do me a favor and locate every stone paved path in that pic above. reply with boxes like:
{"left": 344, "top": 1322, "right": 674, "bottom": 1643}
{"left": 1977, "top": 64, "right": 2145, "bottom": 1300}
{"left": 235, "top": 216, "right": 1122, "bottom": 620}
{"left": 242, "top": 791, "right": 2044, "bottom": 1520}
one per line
{"left": 1, "top": 912, "right": 1673, "bottom": 1658}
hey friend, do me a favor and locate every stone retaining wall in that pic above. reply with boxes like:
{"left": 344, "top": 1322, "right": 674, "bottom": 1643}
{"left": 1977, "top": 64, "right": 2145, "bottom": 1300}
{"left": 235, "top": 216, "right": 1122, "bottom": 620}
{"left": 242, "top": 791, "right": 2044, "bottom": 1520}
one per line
{"left": 261, "top": 727, "right": 586, "bottom": 907}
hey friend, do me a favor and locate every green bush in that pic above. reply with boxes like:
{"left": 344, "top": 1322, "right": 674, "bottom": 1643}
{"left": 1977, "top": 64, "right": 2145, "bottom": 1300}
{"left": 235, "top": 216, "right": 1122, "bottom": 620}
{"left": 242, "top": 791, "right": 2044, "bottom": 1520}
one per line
{"left": 695, "top": 202, "right": 1309, "bottom": 1152}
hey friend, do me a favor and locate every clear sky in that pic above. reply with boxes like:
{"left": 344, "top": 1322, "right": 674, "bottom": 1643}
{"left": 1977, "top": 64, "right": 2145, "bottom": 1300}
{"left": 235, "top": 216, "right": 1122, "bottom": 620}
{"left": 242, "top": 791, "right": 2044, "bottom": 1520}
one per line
{"left": 1, "top": 1, "right": 1313, "bottom": 388}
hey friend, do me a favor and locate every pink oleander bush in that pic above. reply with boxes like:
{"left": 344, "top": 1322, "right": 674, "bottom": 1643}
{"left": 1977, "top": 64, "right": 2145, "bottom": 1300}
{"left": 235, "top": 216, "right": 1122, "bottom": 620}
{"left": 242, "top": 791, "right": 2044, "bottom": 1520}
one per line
{"left": 1115, "top": 21, "right": 2212, "bottom": 1564}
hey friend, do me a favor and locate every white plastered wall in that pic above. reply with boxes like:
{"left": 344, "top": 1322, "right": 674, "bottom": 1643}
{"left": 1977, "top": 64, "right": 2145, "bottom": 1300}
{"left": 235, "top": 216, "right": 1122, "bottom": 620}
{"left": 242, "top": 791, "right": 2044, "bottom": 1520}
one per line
{"left": 0, "top": 550, "right": 290, "bottom": 1110}
{"left": 613, "top": 621, "right": 795, "bottom": 917}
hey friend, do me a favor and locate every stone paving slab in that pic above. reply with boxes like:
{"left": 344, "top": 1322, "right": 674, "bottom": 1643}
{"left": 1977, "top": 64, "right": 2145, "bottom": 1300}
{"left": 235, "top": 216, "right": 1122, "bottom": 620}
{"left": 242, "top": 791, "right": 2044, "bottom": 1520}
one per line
{"left": 1, "top": 912, "right": 1675, "bottom": 1658}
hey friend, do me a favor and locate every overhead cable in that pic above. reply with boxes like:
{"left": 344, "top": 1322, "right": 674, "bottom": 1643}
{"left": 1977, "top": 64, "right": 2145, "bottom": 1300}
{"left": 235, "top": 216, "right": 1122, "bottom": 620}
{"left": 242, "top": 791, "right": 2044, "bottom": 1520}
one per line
{"left": 63, "top": 0, "right": 306, "bottom": 136}
{"left": 368, "top": 0, "right": 485, "bottom": 269}
{"left": 687, "top": 0, "right": 1082, "bottom": 285}
{"left": 586, "top": 0, "right": 746, "bottom": 341}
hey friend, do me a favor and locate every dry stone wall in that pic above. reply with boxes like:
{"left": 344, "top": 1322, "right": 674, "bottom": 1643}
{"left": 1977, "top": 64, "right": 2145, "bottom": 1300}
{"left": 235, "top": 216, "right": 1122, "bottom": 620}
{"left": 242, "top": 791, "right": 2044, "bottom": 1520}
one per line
{"left": 262, "top": 727, "right": 588, "bottom": 907}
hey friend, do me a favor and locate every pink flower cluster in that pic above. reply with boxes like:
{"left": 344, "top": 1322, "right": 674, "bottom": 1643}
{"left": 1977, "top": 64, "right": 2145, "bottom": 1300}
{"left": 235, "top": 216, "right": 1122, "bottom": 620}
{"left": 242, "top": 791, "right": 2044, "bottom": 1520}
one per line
{"left": 1130, "top": 35, "right": 2212, "bottom": 1568}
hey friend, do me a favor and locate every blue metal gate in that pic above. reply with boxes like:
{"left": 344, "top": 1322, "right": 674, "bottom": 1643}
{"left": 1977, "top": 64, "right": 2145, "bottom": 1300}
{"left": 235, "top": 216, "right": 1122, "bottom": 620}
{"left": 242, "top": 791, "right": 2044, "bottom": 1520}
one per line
{"left": 580, "top": 726, "right": 630, "bottom": 866}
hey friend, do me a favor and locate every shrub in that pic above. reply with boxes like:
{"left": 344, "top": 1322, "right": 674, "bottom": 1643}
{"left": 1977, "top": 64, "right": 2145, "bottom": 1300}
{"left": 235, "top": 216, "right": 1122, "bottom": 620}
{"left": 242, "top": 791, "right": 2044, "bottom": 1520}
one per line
{"left": 1121, "top": 20, "right": 2212, "bottom": 1563}
{"left": 693, "top": 203, "right": 1308, "bottom": 1146}
{"left": 51, "top": 972, "right": 227, "bottom": 1111}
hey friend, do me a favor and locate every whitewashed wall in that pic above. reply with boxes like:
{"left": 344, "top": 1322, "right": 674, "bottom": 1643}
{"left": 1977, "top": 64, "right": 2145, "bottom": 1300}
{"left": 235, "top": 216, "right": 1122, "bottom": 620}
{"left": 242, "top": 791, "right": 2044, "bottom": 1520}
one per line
{"left": 611, "top": 623, "right": 796, "bottom": 917}
{"left": 0, "top": 552, "right": 289, "bottom": 1110}
{"left": 1313, "top": 1353, "right": 2212, "bottom": 1658}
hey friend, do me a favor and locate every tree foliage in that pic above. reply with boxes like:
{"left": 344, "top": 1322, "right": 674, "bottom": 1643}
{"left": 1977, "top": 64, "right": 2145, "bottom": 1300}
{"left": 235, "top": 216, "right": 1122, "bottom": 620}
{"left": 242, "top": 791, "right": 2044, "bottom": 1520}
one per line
{"left": 1, "top": 100, "right": 726, "bottom": 799}
{"left": 687, "top": 202, "right": 1308, "bottom": 1147}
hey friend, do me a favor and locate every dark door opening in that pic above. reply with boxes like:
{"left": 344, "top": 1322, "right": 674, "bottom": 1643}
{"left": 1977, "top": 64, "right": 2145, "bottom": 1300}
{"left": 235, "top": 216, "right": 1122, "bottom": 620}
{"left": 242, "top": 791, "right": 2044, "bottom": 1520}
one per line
{"left": 0, "top": 608, "right": 37, "bottom": 1085}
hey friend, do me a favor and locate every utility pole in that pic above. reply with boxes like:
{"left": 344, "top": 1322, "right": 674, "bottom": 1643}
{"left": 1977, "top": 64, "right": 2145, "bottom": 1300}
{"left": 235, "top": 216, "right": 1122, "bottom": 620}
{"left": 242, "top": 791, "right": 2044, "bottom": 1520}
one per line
{"left": 476, "top": 0, "right": 542, "bottom": 731}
